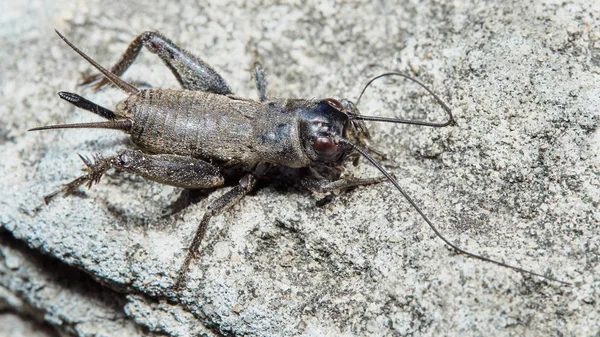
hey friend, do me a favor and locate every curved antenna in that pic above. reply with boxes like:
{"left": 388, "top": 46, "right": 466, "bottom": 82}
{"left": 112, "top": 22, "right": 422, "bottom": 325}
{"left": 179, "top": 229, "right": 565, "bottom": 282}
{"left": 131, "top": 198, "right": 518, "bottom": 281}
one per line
{"left": 352, "top": 72, "right": 455, "bottom": 127}
{"left": 336, "top": 135, "right": 571, "bottom": 286}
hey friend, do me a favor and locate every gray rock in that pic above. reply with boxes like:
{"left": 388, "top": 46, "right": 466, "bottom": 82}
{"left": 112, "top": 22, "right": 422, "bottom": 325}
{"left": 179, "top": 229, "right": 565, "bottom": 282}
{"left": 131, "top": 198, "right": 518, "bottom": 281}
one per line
{"left": 0, "top": 312, "right": 57, "bottom": 337}
{"left": 1, "top": 0, "right": 598, "bottom": 336}
{"left": 0, "top": 231, "right": 156, "bottom": 336}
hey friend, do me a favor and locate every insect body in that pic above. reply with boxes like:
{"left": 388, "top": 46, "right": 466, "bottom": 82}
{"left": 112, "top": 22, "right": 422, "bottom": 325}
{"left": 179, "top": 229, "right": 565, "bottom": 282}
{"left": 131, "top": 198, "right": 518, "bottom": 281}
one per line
{"left": 31, "top": 30, "right": 569, "bottom": 287}
{"left": 124, "top": 90, "right": 355, "bottom": 169}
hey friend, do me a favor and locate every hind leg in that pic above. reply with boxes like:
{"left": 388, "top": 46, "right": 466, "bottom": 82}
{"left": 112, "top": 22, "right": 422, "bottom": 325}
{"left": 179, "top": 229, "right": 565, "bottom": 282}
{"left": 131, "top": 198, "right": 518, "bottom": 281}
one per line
{"left": 44, "top": 150, "right": 224, "bottom": 204}
{"left": 82, "top": 31, "right": 233, "bottom": 95}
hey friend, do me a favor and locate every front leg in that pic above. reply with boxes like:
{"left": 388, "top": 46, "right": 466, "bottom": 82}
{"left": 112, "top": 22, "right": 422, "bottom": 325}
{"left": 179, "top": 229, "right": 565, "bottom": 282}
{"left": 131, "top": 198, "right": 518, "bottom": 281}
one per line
{"left": 301, "top": 173, "right": 387, "bottom": 193}
{"left": 174, "top": 174, "right": 256, "bottom": 289}
{"left": 82, "top": 31, "right": 233, "bottom": 94}
{"left": 301, "top": 169, "right": 387, "bottom": 207}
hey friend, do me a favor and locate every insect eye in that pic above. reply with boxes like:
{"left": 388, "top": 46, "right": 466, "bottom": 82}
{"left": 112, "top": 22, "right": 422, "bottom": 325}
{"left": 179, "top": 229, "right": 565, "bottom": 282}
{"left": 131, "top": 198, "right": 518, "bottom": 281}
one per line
{"left": 323, "top": 98, "right": 344, "bottom": 111}
{"left": 313, "top": 136, "right": 337, "bottom": 154}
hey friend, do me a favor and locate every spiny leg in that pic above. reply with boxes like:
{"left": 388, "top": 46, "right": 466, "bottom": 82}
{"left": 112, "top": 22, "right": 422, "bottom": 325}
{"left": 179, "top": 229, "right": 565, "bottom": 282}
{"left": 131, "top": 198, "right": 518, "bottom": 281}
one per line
{"left": 175, "top": 174, "right": 257, "bottom": 289}
{"left": 44, "top": 153, "right": 111, "bottom": 204}
{"left": 301, "top": 173, "right": 387, "bottom": 194}
{"left": 81, "top": 31, "right": 233, "bottom": 94}
{"left": 44, "top": 150, "right": 224, "bottom": 204}
{"left": 301, "top": 170, "right": 387, "bottom": 207}
{"left": 253, "top": 62, "right": 268, "bottom": 102}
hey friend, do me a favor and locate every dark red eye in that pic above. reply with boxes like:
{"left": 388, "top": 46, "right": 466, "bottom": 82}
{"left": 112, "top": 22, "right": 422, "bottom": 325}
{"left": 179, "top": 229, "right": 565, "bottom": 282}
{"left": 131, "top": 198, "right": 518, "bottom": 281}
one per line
{"left": 313, "top": 137, "right": 337, "bottom": 154}
{"left": 323, "top": 98, "right": 344, "bottom": 111}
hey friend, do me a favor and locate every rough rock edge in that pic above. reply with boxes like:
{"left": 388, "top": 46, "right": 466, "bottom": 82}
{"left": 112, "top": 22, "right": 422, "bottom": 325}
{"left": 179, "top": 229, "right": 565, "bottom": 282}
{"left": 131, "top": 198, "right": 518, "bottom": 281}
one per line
{"left": 0, "top": 230, "right": 170, "bottom": 337}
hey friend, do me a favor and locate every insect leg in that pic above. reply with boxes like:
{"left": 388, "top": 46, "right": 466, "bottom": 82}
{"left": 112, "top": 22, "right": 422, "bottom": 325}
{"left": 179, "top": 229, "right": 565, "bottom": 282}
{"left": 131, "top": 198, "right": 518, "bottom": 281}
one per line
{"left": 175, "top": 174, "right": 256, "bottom": 289}
{"left": 301, "top": 174, "right": 387, "bottom": 193}
{"left": 81, "top": 32, "right": 233, "bottom": 95}
{"left": 301, "top": 169, "right": 387, "bottom": 207}
{"left": 42, "top": 153, "right": 112, "bottom": 204}
{"left": 301, "top": 166, "right": 386, "bottom": 193}
{"left": 43, "top": 150, "right": 224, "bottom": 204}
{"left": 113, "top": 150, "right": 225, "bottom": 188}
{"left": 253, "top": 62, "right": 268, "bottom": 102}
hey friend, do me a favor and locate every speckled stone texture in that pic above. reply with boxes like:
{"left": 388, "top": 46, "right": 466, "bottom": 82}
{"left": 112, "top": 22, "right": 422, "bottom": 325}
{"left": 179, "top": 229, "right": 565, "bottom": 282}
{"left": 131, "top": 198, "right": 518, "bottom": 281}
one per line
{"left": 1, "top": 1, "right": 598, "bottom": 336}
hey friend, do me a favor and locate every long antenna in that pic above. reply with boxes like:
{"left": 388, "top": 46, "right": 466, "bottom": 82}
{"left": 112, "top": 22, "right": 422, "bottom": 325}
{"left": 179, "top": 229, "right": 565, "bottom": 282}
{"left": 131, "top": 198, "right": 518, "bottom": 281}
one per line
{"left": 336, "top": 136, "right": 570, "bottom": 285}
{"left": 351, "top": 72, "right": 455, "bottom": 127}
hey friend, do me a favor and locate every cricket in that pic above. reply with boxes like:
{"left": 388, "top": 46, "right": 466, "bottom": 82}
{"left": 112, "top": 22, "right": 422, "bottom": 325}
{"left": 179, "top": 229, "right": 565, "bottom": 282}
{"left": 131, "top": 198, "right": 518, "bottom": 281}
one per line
{"left": 30, "top": 30, "right": 570, "bottom": 287}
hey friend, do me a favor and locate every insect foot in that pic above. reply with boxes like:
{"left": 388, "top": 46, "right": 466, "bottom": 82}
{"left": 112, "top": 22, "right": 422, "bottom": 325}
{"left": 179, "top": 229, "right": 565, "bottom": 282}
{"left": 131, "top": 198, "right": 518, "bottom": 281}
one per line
{"left": 78, "top": 153, "right": 110, "bottom": 188}
{"left": 42, "top": 153, "right": 111, "bottom": 204}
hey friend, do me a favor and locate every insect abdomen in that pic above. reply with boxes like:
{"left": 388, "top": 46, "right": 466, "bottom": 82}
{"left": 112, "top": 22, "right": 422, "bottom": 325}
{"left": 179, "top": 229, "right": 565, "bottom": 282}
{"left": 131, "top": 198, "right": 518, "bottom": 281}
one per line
{"left": 124, "top": 89, "right": 258, "bottom": 166}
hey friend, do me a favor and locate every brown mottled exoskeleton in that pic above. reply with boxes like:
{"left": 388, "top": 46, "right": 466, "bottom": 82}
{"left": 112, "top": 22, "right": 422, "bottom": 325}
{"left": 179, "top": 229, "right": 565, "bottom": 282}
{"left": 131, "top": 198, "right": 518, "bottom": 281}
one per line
{"left": 30, "top": 30, "right": 569, "bottom": 287}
